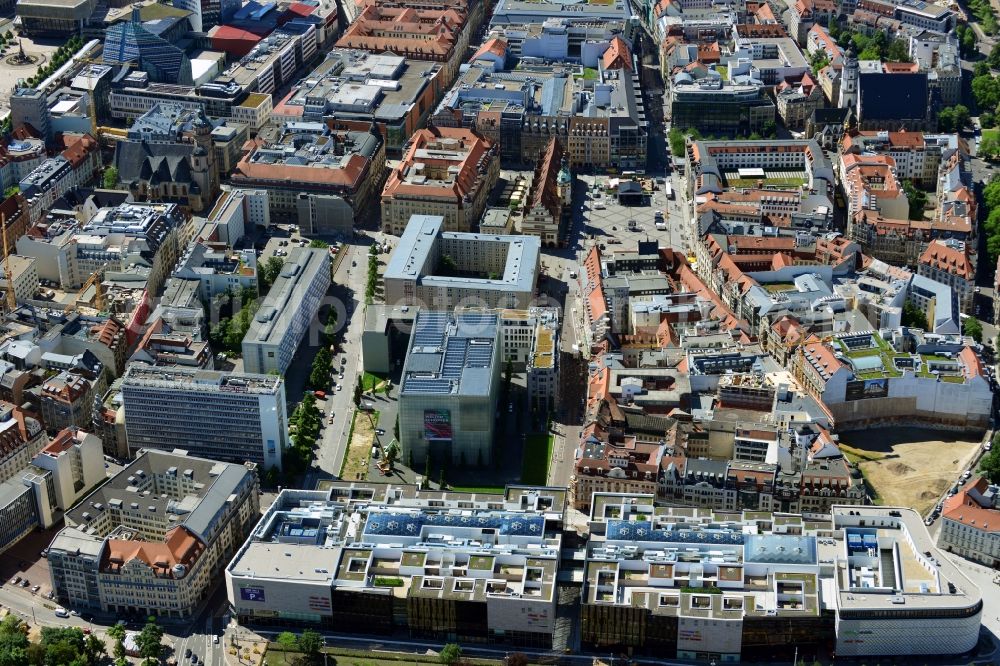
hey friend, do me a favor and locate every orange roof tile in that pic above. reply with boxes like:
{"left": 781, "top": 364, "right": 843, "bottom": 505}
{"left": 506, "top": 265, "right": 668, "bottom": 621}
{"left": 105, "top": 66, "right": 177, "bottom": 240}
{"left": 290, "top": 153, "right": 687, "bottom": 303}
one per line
{"left": 941, "top": 477, "right": 1000, "bottom": 533}
{"left": 602, "top": 37, "right": 633, "bottom": 72}
{"left": 918, "top": 240, "right": 973, "bottom": 281}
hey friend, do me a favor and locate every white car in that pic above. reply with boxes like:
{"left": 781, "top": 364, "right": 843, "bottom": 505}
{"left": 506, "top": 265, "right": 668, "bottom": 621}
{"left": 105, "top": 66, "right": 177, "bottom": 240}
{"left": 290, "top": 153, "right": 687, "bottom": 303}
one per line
{"left": 54, "top": 608, "right": 69, "bottom": 618}
{"left": 337, "top": 385, "right": 343, "bottom": 392}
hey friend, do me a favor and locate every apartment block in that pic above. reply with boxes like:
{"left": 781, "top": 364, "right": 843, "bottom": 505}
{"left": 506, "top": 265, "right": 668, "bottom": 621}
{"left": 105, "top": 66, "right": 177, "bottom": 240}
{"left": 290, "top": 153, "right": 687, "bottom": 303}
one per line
{"left": 171, "top": 242, "right": 258, "bottom": 303}
{"left": 384, "top": 215, "right": 540, "bottom": 311}
{"left": 0, "top": 255, "right": 39, "bottom": 305}
{"left": 381, "top": 127, "right": 499, "bottom": 236}
{"left": 227, "top": 483, "right": 564, "bottom": 648}
{"left": 242, "top": 247, "right": 330, "bottom": 376}
{"left": 16, "top": 202, "right": 184, "bottom": 293}
{"left": 47, "top": 450, "right": 259, "bottom": 619}
{"left": 917, "top": 239, "right": 974, "bottom": 313}
{"left": 121, "top": 366, "right": 289, "bottom": 470}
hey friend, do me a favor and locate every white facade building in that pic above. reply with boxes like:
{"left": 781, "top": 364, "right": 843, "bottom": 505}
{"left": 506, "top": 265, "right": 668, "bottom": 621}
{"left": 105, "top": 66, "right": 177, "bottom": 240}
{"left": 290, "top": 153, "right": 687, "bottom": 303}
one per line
{"left": 242, "top": 247, "right": 330, "bottom": 375}
{"left": 121, "top": 366, "right": 289, "bottom": 470}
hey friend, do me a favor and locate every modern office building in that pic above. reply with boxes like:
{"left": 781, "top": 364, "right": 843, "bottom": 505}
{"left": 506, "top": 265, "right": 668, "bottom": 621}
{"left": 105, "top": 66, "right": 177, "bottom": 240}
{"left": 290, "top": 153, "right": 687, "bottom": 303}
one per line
{"left": 398, "top": 310, "right": 501, "bottom": 467}
{"left": 383, "top": 215, "right": 540, "bottom": 311}
{"left": 273, "top": 51, "right": 443, "bottom": 156}
{"left": 121, "top": 366, "right": 289, "bottom": 470}
{"left": 669, "top": 64, "right": 775, "bottom": 136}
{"left": 16, "top": 0, "right": 96, "bottom": 36}
{"left": 242, "top": 247, "right": 330, "bottom": 375}
{"left": 103, "top": 7, "right": 193, "bottom": 84}
{"left": 227, "top": 483, "right": 564, "bottom": 648}
{"left": 580, "top": 496, "right": 981, "bottom": 660}
{"left": 47, "top": 450, "right": 259, "bottom": 619}
{"left": 381, "top": 127, "right": 500, "bottom": 236}
{"left": 433, "top": 61, "right": 647, "bottom": 169}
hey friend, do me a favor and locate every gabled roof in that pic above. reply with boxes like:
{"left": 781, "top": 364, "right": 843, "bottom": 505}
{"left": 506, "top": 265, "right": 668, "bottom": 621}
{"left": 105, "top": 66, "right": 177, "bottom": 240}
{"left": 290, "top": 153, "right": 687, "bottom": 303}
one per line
{"left": 918, "top": 240, "right": 972, "bottom": 281}
{"left": 602, "top": 37, "right": 632, "bottom": 72}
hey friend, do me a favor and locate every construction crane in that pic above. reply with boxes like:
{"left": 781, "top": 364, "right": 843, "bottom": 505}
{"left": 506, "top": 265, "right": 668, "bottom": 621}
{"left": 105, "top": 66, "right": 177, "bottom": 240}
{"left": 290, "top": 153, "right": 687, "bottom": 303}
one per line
{"left": 76, "top": 57, "right": 137, "bottom": 137}
{"left": 74, "top": 266, "right": 106, "bottom": 313}
{"left": 1, "top": 213, "right": 14, "bottom": 313}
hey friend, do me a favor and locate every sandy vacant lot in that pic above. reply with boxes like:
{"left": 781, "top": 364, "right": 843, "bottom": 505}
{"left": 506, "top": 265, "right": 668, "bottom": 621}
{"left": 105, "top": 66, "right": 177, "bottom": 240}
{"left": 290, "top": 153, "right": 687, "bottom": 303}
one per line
{"left": 838, "top": 427, "right": 981, "bottom": 516}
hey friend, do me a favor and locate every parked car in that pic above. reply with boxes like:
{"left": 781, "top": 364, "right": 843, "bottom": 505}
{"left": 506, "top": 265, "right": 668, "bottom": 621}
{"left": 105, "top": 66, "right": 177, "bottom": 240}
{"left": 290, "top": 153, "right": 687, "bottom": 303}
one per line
{"left": 54, "top": 608, "right": 69, "bottom": 618}
{"left": 314, "top": 391, "right": 326, "bottom": 399}
{"left": 375, "top": 428, "right": 385, "bottom": 436}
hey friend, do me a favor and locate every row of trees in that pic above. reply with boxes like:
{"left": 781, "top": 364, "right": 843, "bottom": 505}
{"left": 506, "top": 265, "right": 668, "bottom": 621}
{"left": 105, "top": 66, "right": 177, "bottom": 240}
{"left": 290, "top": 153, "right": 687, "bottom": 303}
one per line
{"left": 23, "top": 36, "right": 86, "bottom": 88}
{"left": 668, "top": 124, "right": 776, "bottom": 158}
{"left": 982, "top": 177, "right": 1000, "bottom": 264}
{"left": 980, "top": 436, "right": 1000, "bottom": 483}
{"left": 308, "top": 345, "right": 333, "bottom": 391}
{"left": 0, "top": 613, "right": 165, "bottom": 666}
{"left": 280, "top": 392, "right": 324, "bottom": 479}
{"left": 275, "top": 629, "right": 324, "bottom": 663}
{"left": 365, "top": 244, "right": 379, "bottom": 304}
{"left": 968, "top": 0, "right": 999, "bottom": 35}
{"left": 956, "top": 24, "right": 981, "bottom": 60}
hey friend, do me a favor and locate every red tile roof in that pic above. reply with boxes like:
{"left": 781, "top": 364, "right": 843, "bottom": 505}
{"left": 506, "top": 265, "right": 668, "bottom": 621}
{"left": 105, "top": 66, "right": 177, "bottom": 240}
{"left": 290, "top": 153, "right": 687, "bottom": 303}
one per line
{"left": 382, "top": 126, "right": 495, "bottom": 202}
{"left": 941, "top": 477, "right": 1000, "bottom": 533}
{"left": 919, "top": 240, "right": 973, "bottom": 281}
{"left": 602, "top": 37, "right": 632, "bottom": 72}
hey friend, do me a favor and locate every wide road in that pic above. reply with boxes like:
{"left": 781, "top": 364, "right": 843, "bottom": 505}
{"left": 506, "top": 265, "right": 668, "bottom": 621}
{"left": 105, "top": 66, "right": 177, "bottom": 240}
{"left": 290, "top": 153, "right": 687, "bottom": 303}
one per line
{"left": 308, "top": 240, "right": 371, "bottom": 485}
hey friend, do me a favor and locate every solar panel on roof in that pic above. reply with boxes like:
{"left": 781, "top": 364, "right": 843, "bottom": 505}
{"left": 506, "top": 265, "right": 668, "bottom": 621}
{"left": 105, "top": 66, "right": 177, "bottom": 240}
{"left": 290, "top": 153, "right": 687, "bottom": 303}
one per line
{"left": 605, "top": 520, "right": 745, "bottom": 545}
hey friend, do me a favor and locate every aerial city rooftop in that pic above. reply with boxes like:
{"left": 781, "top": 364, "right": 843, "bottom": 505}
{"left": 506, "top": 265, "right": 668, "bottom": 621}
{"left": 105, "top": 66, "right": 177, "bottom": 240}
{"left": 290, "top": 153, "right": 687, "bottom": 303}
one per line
{"left": 0, "top": 0, "right": 995, "bottom": 661}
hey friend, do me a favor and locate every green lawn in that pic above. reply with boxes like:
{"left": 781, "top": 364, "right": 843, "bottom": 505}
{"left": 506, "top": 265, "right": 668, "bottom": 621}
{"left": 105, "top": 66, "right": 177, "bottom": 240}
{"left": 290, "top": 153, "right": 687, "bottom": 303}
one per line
{"left": 520, "top": 433, "right": 554, "bottom": 486}
{"left": 361, "top": 372, "right": 388, "bottom": 393}
{"left": 726, "top": 176, "right": 806, "bottom": 188}
{"left": 984, "top": 129, "right": 1000, "bottom": 144}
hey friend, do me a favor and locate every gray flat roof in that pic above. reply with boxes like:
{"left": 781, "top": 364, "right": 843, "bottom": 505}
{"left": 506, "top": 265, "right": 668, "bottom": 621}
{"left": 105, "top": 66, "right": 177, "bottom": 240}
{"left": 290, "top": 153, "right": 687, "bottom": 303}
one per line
{"left": 400, "top": 310, "right": 499, "bottom": 397}
{"left": 385, "top": 215, "right": 539, "bottom": 294}
{"left": 244, "top": 247, "right": 328, "bottom": 345}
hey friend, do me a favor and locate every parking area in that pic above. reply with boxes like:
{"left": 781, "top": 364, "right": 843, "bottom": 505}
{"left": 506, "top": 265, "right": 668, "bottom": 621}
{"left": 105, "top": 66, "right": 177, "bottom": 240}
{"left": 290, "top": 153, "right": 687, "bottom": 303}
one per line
{"left": 0, "top": 526, "right": 58, "bottom": 598}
